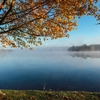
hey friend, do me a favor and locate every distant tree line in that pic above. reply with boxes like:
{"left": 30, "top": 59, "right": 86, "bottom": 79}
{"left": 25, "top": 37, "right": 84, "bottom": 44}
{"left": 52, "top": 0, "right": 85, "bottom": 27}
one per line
{"left": 68, "top": 44, "right": 100, "bottom": 51}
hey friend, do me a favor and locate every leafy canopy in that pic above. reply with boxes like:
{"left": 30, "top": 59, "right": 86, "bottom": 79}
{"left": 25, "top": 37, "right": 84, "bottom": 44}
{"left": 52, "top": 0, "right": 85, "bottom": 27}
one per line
{"left": 0, "top": 0, "right": 99, "bottom": 48}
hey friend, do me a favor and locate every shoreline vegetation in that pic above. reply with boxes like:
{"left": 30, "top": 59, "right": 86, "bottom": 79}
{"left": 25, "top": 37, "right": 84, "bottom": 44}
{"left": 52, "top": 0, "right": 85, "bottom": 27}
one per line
{"left": 0, "top": 90, "right": 100, "bottom": 100}
{"left": 1, "top": 44, "right": 100, "bottom": 52}
{"left": 68, "top": 44, "right": 100, "bottom": 52}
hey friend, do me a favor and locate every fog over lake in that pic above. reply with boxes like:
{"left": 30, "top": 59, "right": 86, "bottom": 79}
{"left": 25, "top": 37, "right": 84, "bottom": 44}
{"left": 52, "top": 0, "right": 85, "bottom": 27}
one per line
{"left": 0, "top": 49, "right": 100, "bottom": 92}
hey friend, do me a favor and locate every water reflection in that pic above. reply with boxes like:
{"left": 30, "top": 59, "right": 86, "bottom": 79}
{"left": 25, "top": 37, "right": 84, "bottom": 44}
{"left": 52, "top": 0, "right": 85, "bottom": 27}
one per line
{"left": 68, "top": 52, "right": 100, "bottom": 59}
{"left": 0, "top": 50, "right": 100, "bottom": 91}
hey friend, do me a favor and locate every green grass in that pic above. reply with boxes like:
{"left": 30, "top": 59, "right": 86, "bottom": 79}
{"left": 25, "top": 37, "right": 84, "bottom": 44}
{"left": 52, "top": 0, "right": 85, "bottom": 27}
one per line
{"left": 0, "top": 90, "right": 100, "bottom": 100}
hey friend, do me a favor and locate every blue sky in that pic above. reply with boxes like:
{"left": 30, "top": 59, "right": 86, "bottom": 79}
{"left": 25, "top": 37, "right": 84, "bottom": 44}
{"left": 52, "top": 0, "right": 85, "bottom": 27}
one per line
{"left": 41, "top": 15, "right": 100, "bottom": 47}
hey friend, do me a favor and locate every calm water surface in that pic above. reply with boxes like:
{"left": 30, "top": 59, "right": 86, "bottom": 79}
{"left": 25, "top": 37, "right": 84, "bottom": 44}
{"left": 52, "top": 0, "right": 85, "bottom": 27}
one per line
{"left": 0, "top": 50, "right": 100, "bottom": 92}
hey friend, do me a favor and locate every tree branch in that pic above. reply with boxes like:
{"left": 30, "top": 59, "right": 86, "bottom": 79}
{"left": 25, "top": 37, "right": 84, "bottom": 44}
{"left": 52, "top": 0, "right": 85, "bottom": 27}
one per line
{"left": 0, "top": 2, "right": 13, "bottom": 25}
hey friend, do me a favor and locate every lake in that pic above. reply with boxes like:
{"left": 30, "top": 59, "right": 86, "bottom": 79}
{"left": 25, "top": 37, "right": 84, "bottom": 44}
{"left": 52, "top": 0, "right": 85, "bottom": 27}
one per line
{"left": 0, "top": 49, "right": 100, "bottom": 92}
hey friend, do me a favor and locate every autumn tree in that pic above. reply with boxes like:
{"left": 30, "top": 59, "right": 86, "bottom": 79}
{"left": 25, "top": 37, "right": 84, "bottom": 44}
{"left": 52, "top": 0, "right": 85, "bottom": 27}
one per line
{"left": 0, "top": 0, "right": 99, "bottom": 48}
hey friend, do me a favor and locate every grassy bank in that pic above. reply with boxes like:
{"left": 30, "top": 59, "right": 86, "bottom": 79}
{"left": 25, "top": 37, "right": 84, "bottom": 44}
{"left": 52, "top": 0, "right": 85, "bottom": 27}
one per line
{"left": 0, "top": 90, "right": 100, "bottom": 100}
